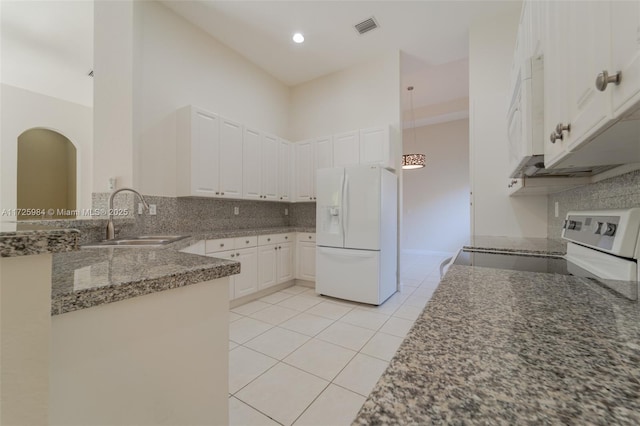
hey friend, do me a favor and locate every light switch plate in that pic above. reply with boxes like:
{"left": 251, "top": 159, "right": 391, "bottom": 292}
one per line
{"left": 234, "top": 207, "right": 239, "bottom": 215}
{"left": 284, "top": 208, "right": 288, "bottom": 216}
{"left": 555, "top": 201, "right": 559, "bottom": 218}
{"left": 149, "top": 204, "right": 157, "bottom": 215}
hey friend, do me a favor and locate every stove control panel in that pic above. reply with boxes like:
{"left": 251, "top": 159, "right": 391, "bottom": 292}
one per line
{"left": 562, "top": 208, "right": 640, "bottom": 258}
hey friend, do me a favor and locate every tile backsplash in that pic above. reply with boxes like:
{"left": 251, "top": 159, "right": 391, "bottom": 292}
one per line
{"left": 548, "top": 168, "right": 640, "bottom": 238}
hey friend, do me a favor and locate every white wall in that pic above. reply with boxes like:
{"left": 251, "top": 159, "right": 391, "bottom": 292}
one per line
{"left": 402, "top": 119, "right": 470, "bottom": 254}
{"left": 134, "top": 1, "right": 290, "bottom": 197}
{"left": 469, "top": 5, "right": 548, "bottom": 238}
{"left": 0, "top": 84, "right": 93, "bottom": 213}
{"left": 289, "top": 51, "right": 402, "bottom": 141}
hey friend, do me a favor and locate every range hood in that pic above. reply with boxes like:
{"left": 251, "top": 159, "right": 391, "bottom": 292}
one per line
{"left": 515, "top": 155, "right": 620, "bottom": 178}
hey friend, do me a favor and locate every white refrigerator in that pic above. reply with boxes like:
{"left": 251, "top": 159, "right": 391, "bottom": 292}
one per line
{"left": 315, "top": 165, "right": 398, "bottom": 305}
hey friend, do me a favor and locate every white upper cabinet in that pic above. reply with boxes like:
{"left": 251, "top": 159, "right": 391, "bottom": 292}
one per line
{"left": 261, "top": 133, "right": 279, "bottom": 200}
{"left": 542, "top": 0, "right": 640, "bottom": 169}
{"left": 177, "top": 106, "right": 241, "bottom": 198}
{"left": 333, "top": 131, "right": 360, "bottom": 167}
{"left": 242, "top": 127, "right": 262, "bottom": 200}
{"left": 219, "top": 117, "right": 244, "bottom": 198}
{"left": 359, "top": 126, "right": 393, "bottom": 169}
{"left": 278, "top": 139, "right": 291, "bottom": 201}
{"left": 543, "top": 1, "right": 572, "bottom": 168}
{"left": 294, "top": 140, "right": 314, "bottom": 202}
{"left": 610, "top": 1, "right": 640, "bottom": 115}
{"left": 564, "top": 1, "right": 612, "bottom": 152}
{"left": 315, "top": 136, "right": 333, "bottom": 170}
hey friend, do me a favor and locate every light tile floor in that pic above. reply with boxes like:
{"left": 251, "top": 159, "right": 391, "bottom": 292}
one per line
{"left": 228, "top": 252, "right": 449, "bottom": 426}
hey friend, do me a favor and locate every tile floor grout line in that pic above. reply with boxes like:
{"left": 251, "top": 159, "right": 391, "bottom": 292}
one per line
{"left": 229, "top": 395, "right": 286, "bottom": 426}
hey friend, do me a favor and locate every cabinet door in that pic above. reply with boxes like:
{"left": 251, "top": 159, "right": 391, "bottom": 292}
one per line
{"left": 258, "top": 244, "right": 278, "bottom": 290}
{"left": 278, "top": 139, "right": 291, "bottom": 201}
{"left": 296, "top": 242, "right": 316, "bottom": 281}
{"left": 234, "top": 248, "right": 258, "bottom": 299}
{"left": 564, "top": 1, "right": 612, "bottom": 152}
{"left": 543, "top": 1, "right": 572, "bottom": 168}
{"left": 242, "top": 127, "right": 261, "bottom": 200}
{"left": 219, "top": 117, "right": 243, "bottom": 198}
{"left": 294, "top": 141, "right": 314, "bottom": 201}
{"left": 261, "top": 134, "right": 279, "bottom": 200}
{"left": 611, "top": 1, "right": 640, "bottom": 115}
{"left": 277, "top": 242, "right": 294, "bottom": 284}
{"left": 314, "top": 137, "right": 333, "bottom": 199}
{"left": 359, "top": 127, "right": 389, "bottom": 167}
{"left": 192, "top": 108, "right": 220, "bottom": 196}
{"left": 333, "top": 131, "right": 360, "bottom": 167}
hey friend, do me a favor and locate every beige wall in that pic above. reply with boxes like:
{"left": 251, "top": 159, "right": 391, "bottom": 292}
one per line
{"left": 17, "top": 130, "right": 76, "bottom": 219}
{"left": 402, "top": 119, "right": 470, "bottom": 254}
{"left": 289, "top": 50, "right": 402, "bottom": 141}
{"left": 469, "top": 5, "right": 548, "bottom": 238}
{"left": 93, "top": 1, "right": 291, "bottom": 197}
{"left": 0, "top": 84, "right": 93, "bottom": 216}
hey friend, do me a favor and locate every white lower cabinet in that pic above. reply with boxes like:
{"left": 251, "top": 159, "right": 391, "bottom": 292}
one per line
{"left": 185, "top": 232, "right": 313, "bottom": 301}
{"left": 217, "top": 248, "right": 258, "bottom": 299}
{"left": 258, "top": 244, "right": 278, "bottom": 290}
{"left": 258, "top": 234, "right": 295, "bottom": 290}
{"left": 296, "top": 232, "right": 316, "bottom": 281}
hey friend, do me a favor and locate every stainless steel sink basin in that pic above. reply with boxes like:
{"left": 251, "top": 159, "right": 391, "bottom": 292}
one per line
{"left": 82, "top": 235, "right": 190, "bottom": 248}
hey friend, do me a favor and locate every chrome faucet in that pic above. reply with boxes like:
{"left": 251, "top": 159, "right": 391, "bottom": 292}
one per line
{"left": 106, "top": 188, "right": 149, "bottom": 240}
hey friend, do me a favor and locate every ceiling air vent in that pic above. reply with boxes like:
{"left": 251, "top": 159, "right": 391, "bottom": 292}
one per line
{"left": 354, "top": 17, "right": 379, "bottom": 35}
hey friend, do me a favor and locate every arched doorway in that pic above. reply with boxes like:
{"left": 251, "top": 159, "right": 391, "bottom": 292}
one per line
{"left": 17, "top": 129, "right": 77, "bottom": 220}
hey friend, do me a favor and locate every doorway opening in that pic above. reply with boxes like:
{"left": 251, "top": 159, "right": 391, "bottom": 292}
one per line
{"left": 17, "top": 128, "right": 77, "bottom": 220}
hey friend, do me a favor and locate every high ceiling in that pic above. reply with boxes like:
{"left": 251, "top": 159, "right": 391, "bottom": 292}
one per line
{"left": 164, "top": 1, "right": 520, "bottom": 108}
{"left": 1, "top": 0, "right": 521, "bottom": 113}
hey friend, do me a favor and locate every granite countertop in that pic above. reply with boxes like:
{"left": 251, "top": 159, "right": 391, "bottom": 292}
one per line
{"left": 355, "top": 263, "right": 640, "bottom": 424}
{"left": 465, "top": 235, "right": 567, "bottom": 255}
{"left": 52, "top": 226, "right": 316, "bottom": 315}
{"left": 0, "top": 222, "right": 80, "bottom": 257}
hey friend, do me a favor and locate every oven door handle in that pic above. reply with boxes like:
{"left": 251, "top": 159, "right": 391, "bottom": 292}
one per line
{"left": 440, "top": 248, "right": 461, "bottom": 278}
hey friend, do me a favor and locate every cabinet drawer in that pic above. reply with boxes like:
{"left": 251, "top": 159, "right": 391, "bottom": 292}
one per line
{"left": 258, "top": 233, "right": 293, "bottom": 246}
{"left": 297, "top": 232, "right": 316, "bottom": 243}
{"left": 235, "top": 236, "right": 258, "bottom": 248}
{"left": 205, "top": 237, "right": 235, "bottom": 253}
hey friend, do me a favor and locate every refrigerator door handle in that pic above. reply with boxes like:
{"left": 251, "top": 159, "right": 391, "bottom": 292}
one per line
{"left": 341, "top": 173, "right": 348, "bottom": 241}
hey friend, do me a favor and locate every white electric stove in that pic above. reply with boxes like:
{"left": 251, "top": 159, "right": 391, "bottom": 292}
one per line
{"left": 451, "top": 208, "right": 640, "bottom": 300}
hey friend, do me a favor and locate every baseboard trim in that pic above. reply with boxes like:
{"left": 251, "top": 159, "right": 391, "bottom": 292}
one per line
{"left": 229, "top": 280, "right": 296, "bottom": 309}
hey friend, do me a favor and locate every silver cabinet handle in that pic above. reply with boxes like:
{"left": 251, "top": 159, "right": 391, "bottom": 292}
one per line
{"left": 236, "top": 252, "right": 240, "bottom": 256}
{"left": 550, "top": 132, "right": 562, "bottom": 143}
{"left": 308, "top": 236, "right": 312, "bottom": 239}
{"left": 267, "top": 238, "right": 271, "bottom": 241}
{"left": 555, "top": 123, "right": 571, "bottom": 135}
{"left": 245, "top": 240, "right": 249, "bottom": 244}
{"left": 220, "top": 243, "right": 224, "bottom": 247}
{"left": 285, "top": 236, "right": 288, "bottom": 239}
{"left": 215, "top": 192, "right": 220, "bottom": 195}
{"left": 230, "top": 254, "right": 235, "bottom": 257}
{"left": 508, "top": 179, "right": 518, "bottom": 188}
{"left": 595, "top": 70, "right": 621, "bottom": 91}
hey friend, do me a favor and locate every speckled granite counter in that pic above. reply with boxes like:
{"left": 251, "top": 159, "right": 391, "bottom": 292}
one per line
{"left": 465, "top": 235, "right": 566, "bottom": 255}
{"left": 355, "top": 264, "right": 640, "bottom": 425}
{"left": 0, "top": 222, "right": 80, "bottom": 257}
{"left": 52, "top": 226, "right": 315, "bottom": 315}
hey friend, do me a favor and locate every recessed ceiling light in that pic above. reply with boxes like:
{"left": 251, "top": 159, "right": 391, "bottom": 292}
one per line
{"left": 292, "top": 32, "right": 304, "bottom": 44}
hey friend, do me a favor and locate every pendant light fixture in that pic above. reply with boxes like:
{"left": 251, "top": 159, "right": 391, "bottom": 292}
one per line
{"left": 402, "top": 86, "right": 426, "bottom": 170}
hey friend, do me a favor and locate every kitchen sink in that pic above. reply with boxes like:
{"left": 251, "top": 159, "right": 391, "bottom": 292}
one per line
{"left": 82, "top": 235, "right": 190, "bottom": 248}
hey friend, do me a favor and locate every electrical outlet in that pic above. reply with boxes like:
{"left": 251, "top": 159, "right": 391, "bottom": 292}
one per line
{"left": 554, "top": 201, "right": 559, "bottom": 218}
{"left": 138, "top": 203, "right": 143, "bottom": 215}
{"left": 234, "top": 206, "right": 239, "bottom": 215}
{"left": 149, "top": 204, "right": 157, "bottom": 215}
{"left": 285, "top": 208, "right": 288, "bottom": 216}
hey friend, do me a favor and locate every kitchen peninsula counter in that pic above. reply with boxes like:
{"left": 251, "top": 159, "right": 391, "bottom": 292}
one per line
{"left": 0, "top": 223, "right": 80, "bottom": 257}
{"left": 464, "top": 235, "right": 567, "bottom": 255}
{"left": 52, "top": 226, "right": 315, "bottom": 315}
{"left": 355, "top": 259, "right": 640, "bottom": 424}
